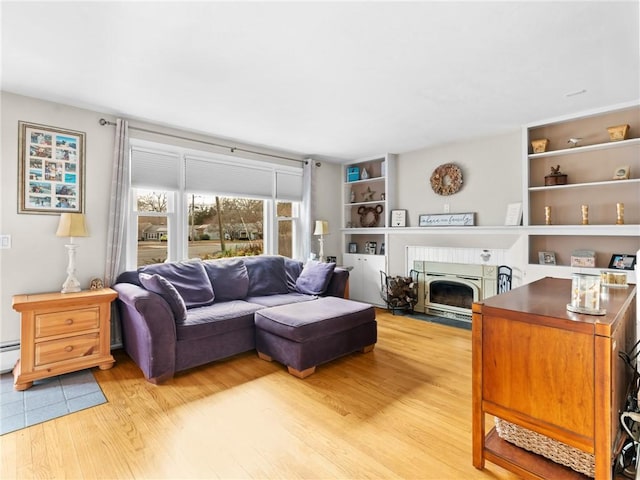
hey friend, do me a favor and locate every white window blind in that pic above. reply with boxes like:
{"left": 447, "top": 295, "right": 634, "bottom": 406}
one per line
{"left": 185, "top": 156, "right": 302, "bottom": 200}
{"left": 131, "top": 148, "right": 181, "bottom": 189}
{"left": 275, "top": 171, "right": 303, "bottom": 201}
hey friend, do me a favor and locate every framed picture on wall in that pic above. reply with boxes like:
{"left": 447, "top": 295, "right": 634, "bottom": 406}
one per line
{"left": 348, "top": 242, "right": 357, "bottom": 254}
{"left": 18, "top": 121, "right": 86, "bottom": 214}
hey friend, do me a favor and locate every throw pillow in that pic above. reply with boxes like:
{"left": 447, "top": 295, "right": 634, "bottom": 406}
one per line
{"left": 284, "top": 258, "right": 304, "bottom": 292}
{"left": 295, "top": 260, "right": 336, "bottom": 295}
{"left": 139, "top": 273, "right": 187, "bottom": 321}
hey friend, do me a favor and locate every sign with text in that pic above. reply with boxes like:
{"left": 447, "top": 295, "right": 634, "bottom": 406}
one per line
{"left": 418, "top": 212, "right": 475, "bottom": 227}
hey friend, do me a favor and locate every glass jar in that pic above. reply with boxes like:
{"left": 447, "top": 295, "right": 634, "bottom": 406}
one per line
{"left": 567, "top": 273, "right": 604, "bottom": 315}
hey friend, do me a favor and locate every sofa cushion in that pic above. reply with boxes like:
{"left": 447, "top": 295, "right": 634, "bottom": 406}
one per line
{"left": 141, "top": 259, "right": 214, "bottom": 308}
{"left": 254, "top": 297, "right": 375, "bottom": 343}
{"left": 284, "top": 258, "right": 304, "bottom": 292}
{"left": 139, "top": 273, "right": 188, "bottom": 321}
{"left": 295, "top": 261, "right": 336, "bottom": 295}
{"left": 243, "top": 255, "right": 288, "bottom": 296}
{"left": 176, "top": 300, "right": 264, "bottom": 341}
{"left": 245, "top": 292, "right": 317, "bottom": 307}
{"left": 203, "top": 258, "right": 250, "bottom": 301}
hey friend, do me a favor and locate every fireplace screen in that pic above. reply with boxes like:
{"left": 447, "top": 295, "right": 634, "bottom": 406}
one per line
{"left": 429, "top": 280, "right": 474, "bottom": 310}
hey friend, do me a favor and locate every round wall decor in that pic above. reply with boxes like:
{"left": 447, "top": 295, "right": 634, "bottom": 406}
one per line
{"left": 357, "top": 205, "right": 384, "bottom": 228}
{"left": 430, "top": 163, "right": 463, "bottom": 196}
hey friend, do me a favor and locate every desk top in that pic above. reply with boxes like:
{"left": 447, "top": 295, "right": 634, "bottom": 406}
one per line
{"left": 474, "top": 277, "right": 636, "bottom": 336}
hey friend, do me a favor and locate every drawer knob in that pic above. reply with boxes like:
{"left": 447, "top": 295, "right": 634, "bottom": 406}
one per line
{"left": 65, "top": 318, "right": 74, "bottom": 325}
{"left": 65, "top": 345, "right": 73, "bottom": 352}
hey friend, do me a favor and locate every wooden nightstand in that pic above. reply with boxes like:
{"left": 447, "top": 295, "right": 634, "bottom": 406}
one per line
{"left": 12, "top": 288, "right": 118, "bottom": 391}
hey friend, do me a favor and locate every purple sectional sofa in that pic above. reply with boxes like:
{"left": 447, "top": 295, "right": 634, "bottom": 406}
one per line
{"left": 113, "top": 255, "right": 356, "bottom": 383}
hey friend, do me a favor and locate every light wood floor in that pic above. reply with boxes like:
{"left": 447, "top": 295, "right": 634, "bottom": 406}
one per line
{"left": 1, "top": 309, "right": 518, "bottom": 479}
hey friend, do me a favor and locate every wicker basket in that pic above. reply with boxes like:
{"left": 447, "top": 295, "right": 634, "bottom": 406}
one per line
{"left": 531, "top": 138, "right": 549, "bottom": 153}
{"left": 607, "top": 124, "right": 630, "bottom": 141}
{"left": 494, "top": 418, "right": 595, "bottom": 477}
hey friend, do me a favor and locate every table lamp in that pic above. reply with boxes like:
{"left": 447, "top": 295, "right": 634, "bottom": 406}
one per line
{"left": 313, "top": 220, "right": 329, "bottom": 262}
{"left": 56, "top": 213, "right": 89, "bottom": 293}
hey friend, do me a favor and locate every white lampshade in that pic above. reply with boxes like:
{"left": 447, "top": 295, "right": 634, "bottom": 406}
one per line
{"left": 56, "top": 213, "right": 89, "bottom": 238}
{"left": 314, "top": 220, "right": 329, "bottom": 235}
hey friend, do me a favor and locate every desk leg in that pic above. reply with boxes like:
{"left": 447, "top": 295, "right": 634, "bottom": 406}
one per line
{"left": 472, "top": 304, "right": 485, "bottom": 468}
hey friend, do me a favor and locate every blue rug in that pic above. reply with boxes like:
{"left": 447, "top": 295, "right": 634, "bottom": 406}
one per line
{"left": 403, "top": 312, "right": 472, "bottom": 330}
{"left": 0, "top": 370, "right": 106, "bottom": 435}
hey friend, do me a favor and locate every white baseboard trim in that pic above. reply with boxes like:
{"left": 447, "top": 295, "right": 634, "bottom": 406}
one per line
{"left": 0, "top": 344, "right": 20, "bottom": 374}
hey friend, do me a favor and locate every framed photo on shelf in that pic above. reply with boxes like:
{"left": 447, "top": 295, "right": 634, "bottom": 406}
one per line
{"left": 390, "top": 209, "right": 407, "bottom": 227}
{"left": 18, "top": 121, "right": 86, "bottom": 214}
{"left": 380, "top": 243, "right": 385, "bottom": 255}
{"left": 348, "top": 242, "right": 357, "bottom": 254}
{"left": 612, "top": 165, "right": 630, "bottom": 180}
{"left": 365, "top": 241, "right": 377, "bottom": 255}
{"left": 608, "top": 254, "right": 636, "bottom": 270}
{"left": 538, "top": 251, "right": 556, "bottom": 265}
{"left": 504, "top": 202, "right": 523, "bottom": 226}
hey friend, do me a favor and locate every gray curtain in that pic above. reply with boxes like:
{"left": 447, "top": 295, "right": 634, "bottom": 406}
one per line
{"left": 298, "top": 159, "right": 317, "bottom": 262}
{"left": 104, "top": 119, "right": 129, "bottom": 347}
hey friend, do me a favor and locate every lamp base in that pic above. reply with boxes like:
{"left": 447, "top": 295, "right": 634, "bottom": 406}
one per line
{"left": 61, "top": 243, "right": 81, "bottom": 293}
{"left": 61, "top": 277, "right": 82, "bottom": 294}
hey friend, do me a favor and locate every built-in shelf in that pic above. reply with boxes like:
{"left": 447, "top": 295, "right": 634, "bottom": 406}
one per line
{"left": 528, "top": 137, "right": 640, "bottom": 159}
{"left": 529, "top": 178, "right": 640, "bottom": 192}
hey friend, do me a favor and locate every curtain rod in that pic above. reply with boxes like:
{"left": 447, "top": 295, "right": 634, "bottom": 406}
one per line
{"left": 99, "top": 118, "right": 310, "bottom": 165}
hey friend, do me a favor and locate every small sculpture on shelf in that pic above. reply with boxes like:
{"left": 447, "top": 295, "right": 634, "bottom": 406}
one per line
{"left": 545, "top": 206, "right": 552, "bottom": 225}
{"left": 360, "top": 168, "right": 369, "bottom": 180}
{"left": 617, "top": 203, "right": 624, "bottom": 225}
{"left": 350, "top": 189, "right": 355, "bottom": 203}
{"left": 581, "top": 204, "right": 589, "bottom": 225}
{"left": 362, "top": 186, "right": 376, "bottom": 202}
{"left": 567, "top": 137, "right": 582, "bottom": 148}
{"left": 544, "top": 165, "right": 567, "bottom": 186}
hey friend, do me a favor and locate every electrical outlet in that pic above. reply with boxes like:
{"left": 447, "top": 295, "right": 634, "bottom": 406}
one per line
{"left": 443, "top": 204, "right": 450, "bottom": 213}
{"left": 0, "top": 235, "right": 11, "bottom": 249}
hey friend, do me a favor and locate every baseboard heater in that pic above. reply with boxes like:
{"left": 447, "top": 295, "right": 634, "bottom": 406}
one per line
{"left": 0, "top": 341, "right": 20, "bottom": 374}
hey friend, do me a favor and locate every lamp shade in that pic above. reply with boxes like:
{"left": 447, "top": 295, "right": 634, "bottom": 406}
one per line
{"left": 313, "top": 220, "right": 329, "bottom": 235}
{"left": 56, "top": 213, "right": 89, "bottom": 238}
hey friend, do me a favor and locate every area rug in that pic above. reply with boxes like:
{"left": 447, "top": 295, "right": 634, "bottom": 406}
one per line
{"left": 403, "top": 312, "right": 472, "bottom": 331}
{"left": 0, "top": 369, "right": 106, "bottom": 435}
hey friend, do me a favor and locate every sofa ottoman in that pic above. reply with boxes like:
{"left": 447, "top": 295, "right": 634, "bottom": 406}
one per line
{"left": 255, "top": 297, "right": 377, "bottom": 378}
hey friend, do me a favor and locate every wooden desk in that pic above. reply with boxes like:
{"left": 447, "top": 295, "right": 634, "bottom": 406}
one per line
{"left": 472, "top": 277, "right": 636, "bottom": 479}
{"left": 12, "top": 289, "right": 118, "bottom": 391}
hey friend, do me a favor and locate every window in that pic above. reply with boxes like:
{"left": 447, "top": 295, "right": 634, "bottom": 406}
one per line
{"left": 126, "top": 141, "right": 304, "bottom": 268}
{"left": 131, "top": 188, "right": 175, "bottom": 267}
{"left": 187, "top": 194, "right": 265, "bottom": 260}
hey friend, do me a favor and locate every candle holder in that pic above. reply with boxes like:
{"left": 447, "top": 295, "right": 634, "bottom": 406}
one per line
{"left": 616, "top": 203, "right": 624, "bottom": 225}
{"left": 581, "top": 205, "right": 589, "bottom": 225}
{"left": 567, "top": 273, "right": 605, "bottom": 315}
{"left": 544, "top": 206, "right": 552, "bottom": 225}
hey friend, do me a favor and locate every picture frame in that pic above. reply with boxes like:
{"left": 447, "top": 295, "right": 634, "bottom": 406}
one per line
{"left": 380, "top": 243, "right": 386, "bottom": 255}
{"left": 612, "top": 165, "right": 630, "bottom": 180}
{"left": 538, "top": 251, "right": 556, "bottom": 265}
{"left": 366, "top": 241, "right": 377, "bottom": 255}
{"left": 608, "top": 254, "right": 636, "bottom": 271}
{"left": 18, "top": 121, "right": 86, "bottom": 214}
{"left": 419, "top": 212, "right": 475, "bottom": 227}
{"left": 348, "top": 242, "right": 357, "bottom": 254}
{"left": 390, "top": 209, "right": 407, "bottom": 227}
{"left": 504, "top": 202, "right": 523, "bottom": 226}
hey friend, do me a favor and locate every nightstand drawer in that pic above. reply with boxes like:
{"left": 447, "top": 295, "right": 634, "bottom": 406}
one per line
{"left": 35, "top": 333, "right": 100, "bottom": 366}
{"left": 35, "top": 307, "right": 100, "bottom": 338}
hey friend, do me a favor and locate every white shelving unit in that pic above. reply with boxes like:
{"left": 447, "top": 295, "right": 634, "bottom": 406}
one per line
{"left": 523, "top": 101, "right": 640, "bottom": 269}
{"left": 341, "top": 154, "right": 396, "bottom": 305}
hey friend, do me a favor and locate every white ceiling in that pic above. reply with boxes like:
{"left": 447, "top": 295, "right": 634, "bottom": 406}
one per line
{"left": 2, "top": 1, "right": 639, "bottom": 162}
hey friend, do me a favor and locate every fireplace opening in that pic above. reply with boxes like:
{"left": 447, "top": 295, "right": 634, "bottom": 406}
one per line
{"left": 430, "top": 280, "right": 474, "bottom": 310}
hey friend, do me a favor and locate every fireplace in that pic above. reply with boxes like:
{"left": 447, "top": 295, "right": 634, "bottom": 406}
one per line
{"left": 413, "top": 261, "right": 497, "bottom": 322}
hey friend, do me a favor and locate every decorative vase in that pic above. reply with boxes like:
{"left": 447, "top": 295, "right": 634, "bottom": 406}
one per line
{"left": 531, "top": 138, "right": 549, "bottom": 153}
